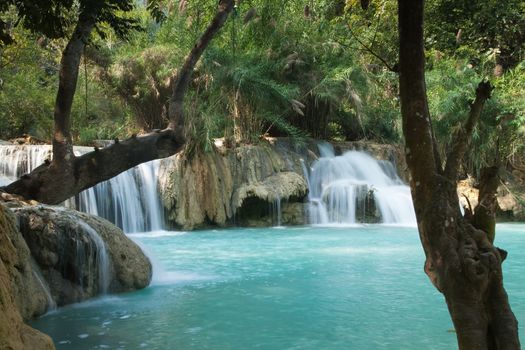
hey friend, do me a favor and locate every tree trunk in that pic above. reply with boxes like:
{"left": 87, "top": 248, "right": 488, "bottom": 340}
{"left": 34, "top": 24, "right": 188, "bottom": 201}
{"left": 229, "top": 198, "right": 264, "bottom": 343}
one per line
{"left": 471, "top": 165, "right": 500, "bottom": 244}
{"left": 46, "top": 10, "right": 97, "bottom": 201}
{"left": 168, "top": 0, "right": 235, "bottom": 129}
{"left": 52, "top": 12, "right": 96, "bottom": 164}
{"left": 397, "top": 1, "right": 520, "bottom": 349}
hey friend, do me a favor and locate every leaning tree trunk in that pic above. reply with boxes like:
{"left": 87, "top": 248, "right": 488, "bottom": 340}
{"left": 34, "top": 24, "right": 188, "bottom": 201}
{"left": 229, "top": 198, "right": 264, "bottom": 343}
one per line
{"left": 45, "top": 10, "right": 97, "bottom": 202}
{"left": 398, "top": 1, "right": 520, "bottom": 349}
{"left": 3, "top": 0, "right": 235, "bottom": 204}
{"left": 52, "top": 12, "right": 94, "bottom": 165}
{"left": 168, "top": 0, "right": 235, "bottom": 129}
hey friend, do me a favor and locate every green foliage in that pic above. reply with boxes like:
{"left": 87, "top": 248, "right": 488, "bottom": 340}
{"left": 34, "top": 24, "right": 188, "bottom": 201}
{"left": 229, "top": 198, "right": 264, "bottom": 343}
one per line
{"left": 0, "top": 27, "right": 57, "bottom": 140}
{"left": 0, "top": 22, "right": 135, "bottom": 144}
{"left": 493, "top": 62, "right": 525, "bottom": 159}
{"left": 1, "top": 0, "right": 139, "bottom": 42}
{"left": 0, "top": 0, "right": 524, "bottom": 174}
{"left": 426, "top": 54, "right": 525, "bottom": 176}
{"left": 426, "top": 0, "right": 525, "bottom": 70}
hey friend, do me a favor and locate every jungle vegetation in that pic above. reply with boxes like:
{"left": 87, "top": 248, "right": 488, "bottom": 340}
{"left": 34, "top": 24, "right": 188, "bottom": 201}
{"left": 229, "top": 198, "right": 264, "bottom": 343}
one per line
{"left": 1, "top": 0, "right": 524, "bottom": 177}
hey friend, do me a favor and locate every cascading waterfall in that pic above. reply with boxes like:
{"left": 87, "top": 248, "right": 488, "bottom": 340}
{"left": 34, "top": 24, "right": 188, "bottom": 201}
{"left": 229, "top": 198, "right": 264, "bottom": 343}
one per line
{"left": 306, "top": 143, "right": 416, "bottom": 225}
{"left": 0, "top": 145, "right": 51, "bottom": 186}
{"left": 270, "top": 196, "right": 282, "bottom": 227}
{"left": 77, "top": 219, "right": 111, "bottom": 294}
{"left": 32, "top": 269, "right": 57, "bottom": 312}
{"left": 0, "top": 145, "right": 164, "bottom": 233}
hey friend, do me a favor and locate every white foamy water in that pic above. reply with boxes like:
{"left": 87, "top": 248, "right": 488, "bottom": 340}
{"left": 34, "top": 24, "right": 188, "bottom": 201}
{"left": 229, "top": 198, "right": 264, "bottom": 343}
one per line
{"left": 305, "top": 143, "right": 416, "bottom": 225}
{"left": 0, "top": 145, "right": 165, "bottom": 233}
{"left": 77, "top": 219, "right": 111, "bottom": 294}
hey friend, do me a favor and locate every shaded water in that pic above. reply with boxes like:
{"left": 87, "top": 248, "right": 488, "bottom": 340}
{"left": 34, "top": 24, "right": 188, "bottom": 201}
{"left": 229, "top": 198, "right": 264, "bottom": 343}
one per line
{"left": 31, "top": 224, "right": 525, "bottom": 350}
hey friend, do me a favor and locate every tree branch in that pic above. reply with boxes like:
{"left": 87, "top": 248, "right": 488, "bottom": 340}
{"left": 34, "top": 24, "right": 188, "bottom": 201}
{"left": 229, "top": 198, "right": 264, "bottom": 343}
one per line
{"left": 398, "top": 0, "right": 437, "bottom": 212}
{"left": 168, "top": 0, "right": 235, "bottom": 129}
{"left": 348, "top": 26, "right": 398, "bottom": 73}
{"left": 444, "top": 81, "right": 493, "bottom": 180}
{"left": 3, "top": 129, "right": 184, "bottom": 204}
{"left": 471, "top": 165, "right": 500, "bottom": 243}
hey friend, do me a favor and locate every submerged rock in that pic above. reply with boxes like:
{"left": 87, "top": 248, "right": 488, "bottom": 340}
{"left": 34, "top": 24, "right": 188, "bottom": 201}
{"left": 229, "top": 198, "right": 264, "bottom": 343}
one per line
{"left": 0, "top": 204, "right": 55, "bottom": 350}
{"left": 14, "top": 206, "right": 152, "bottom": 306}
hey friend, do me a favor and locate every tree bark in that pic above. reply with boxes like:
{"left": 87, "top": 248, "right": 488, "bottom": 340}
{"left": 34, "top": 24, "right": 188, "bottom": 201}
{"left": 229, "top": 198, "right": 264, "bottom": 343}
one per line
{"left": 168, "top": 0, "right": 235, "bottom": 129}
{"left": 398, "top": 1, "right": 520, "bottom": 349}
{"left": 52, "top": 11, "right": 96, "bottom": 164}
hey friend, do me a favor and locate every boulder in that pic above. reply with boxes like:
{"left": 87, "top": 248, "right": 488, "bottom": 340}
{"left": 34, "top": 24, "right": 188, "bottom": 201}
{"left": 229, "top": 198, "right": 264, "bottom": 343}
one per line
{"left": 14, "top": 206, "right": 152, "bottom": 306}
{"left": 0, "top": 204, "right": 54, "bottom": 350}
{"left": 80, "top": 212, "right": 153, "bottom": 292}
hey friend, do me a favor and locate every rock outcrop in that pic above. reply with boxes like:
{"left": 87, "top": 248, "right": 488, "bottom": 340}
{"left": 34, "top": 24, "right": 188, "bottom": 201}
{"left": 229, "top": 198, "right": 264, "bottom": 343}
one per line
{"left": 0, "top": 204, "right": 55, "bottom": 350}
{"left": 14, "top": 206, "right": 152, "bottom": 306}
{"left": 159, "top": 140, "right": 312, "bottom": 229}
{"left": 233, "top": 171, "right": 308, "bottom": 226}
{"left": 458, "top": 176, "right": 525, "bottom": 221}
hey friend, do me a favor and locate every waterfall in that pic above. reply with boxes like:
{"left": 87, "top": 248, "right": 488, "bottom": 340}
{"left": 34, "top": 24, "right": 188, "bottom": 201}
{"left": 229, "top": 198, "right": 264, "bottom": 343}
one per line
{"left": 77, "top": 219, "right": 111, "bottom": 294}
{"left": 0, "top": 144, "right": 52, "bottom": 180}
{"left": 0, "top": 145, "right": 165, "bottom": 233}
{"left": 270, "top": 196, "right": 282, "bottom": 227}
{"left": 306, "top": 143, "right": 416, "bottom": 225}
{"left": 32, "top": 270, "right": 57, "bottom": 312}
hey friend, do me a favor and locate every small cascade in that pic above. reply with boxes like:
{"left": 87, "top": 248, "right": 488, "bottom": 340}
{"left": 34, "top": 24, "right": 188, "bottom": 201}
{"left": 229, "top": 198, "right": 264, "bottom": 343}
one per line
{"left": 270, "top": 196, "right": 282, "bottom": 227}
{"left": 77, "top": 219, "right": 111, "bottom": 294}
{"left": 32, "top": 270, "right": 57, "bottom": 312}
{"left": 0, "top": 145, "right": 165, "bottom": 233}
{"left": 306, "top": 143, "right": 416, "bottom": 225}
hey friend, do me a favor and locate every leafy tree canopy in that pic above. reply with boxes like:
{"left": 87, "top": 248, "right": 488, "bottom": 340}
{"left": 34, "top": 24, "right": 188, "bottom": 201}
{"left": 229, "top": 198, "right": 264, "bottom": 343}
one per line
{"left": 0, "top": 0, "right": 139, "bottom": 45}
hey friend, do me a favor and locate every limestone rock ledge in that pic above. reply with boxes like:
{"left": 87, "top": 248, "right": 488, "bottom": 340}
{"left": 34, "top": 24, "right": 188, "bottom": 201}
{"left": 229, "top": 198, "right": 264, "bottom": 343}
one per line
{"left": 159, "top": 141, "right": 312, "bottom": 229}
{"left": 0, "top": 204, "right": 54, "bottom": 350}
{"left": 14, "top": 206, "right": 152, "bottom": 306}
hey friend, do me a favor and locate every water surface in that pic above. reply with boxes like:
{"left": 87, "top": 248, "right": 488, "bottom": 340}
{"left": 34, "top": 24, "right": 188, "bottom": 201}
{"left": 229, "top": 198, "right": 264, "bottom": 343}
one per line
{"left": 32, "top": 224, "right": 525, "bottom": 349}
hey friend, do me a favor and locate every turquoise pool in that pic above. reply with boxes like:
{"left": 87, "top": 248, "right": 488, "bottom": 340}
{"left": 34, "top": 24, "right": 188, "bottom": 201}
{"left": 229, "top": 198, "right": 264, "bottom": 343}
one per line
{"left": 31, "top": 224, "right": 525, "bottom": 349}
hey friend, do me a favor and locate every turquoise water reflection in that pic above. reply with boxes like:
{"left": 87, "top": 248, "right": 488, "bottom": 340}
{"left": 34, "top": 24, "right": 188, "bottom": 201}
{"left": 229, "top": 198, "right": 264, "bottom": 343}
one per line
{"left": 31, "top": 224, "right": 525, "bottom": 349}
